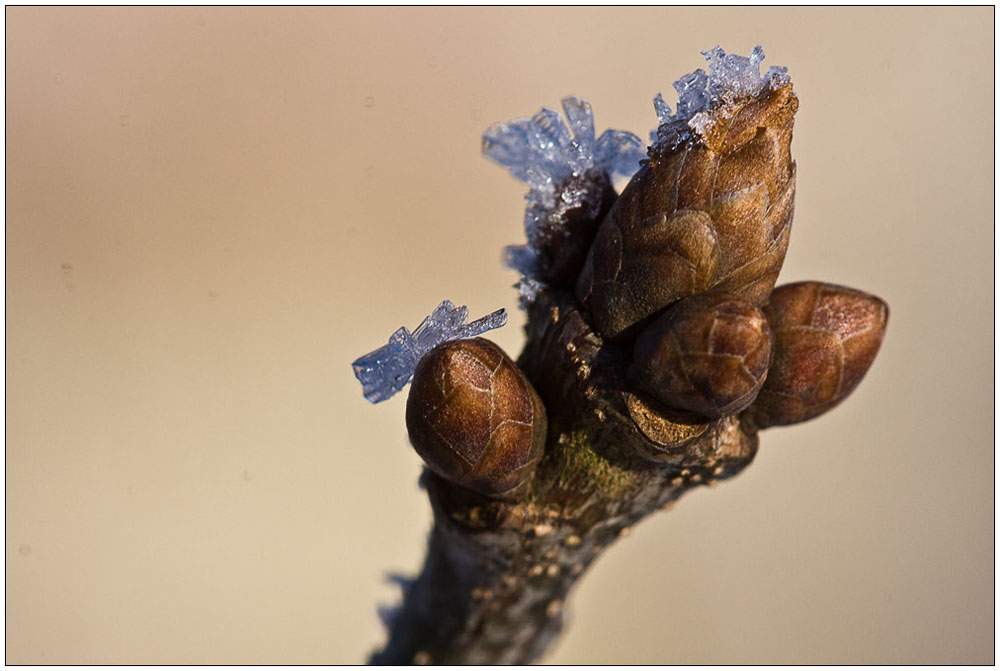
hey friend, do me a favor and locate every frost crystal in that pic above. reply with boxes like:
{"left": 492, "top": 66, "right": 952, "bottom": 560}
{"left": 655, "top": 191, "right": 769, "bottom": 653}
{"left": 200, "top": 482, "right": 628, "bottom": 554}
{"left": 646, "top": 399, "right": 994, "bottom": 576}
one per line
{"left": 351, "top": 300, "right": 507, "bottom": 403}
{"left": 651, "top": 45, "right": 790, "bottom": 151}
{"left": 483, "top": 97, "right": 644, "bottom": 307}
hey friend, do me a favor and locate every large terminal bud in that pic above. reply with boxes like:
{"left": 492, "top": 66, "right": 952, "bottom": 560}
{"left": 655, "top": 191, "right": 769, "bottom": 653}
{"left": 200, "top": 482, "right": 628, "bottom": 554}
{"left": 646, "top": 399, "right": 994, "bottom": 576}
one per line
{"left": 577, "top": 46, "right": 798, "bottom": 341}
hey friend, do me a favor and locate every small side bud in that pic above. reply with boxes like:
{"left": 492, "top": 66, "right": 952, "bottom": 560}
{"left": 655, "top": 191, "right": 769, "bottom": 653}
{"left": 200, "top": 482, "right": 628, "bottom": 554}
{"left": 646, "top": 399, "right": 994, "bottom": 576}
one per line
{"left": 405, "top": 338, "right": 547, "bottom": 498}
{"left": 630, "top": 293, "right": 772, "bottom": 419}
{"left": 747, "top": 282, "right": 888, "bottom": 428}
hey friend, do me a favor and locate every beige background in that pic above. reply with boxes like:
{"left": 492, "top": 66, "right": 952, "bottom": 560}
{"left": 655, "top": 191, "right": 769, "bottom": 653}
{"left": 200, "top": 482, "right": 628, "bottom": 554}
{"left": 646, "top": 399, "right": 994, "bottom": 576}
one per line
{"left": 6, "top": 7, "right": 993, "bottom": 664}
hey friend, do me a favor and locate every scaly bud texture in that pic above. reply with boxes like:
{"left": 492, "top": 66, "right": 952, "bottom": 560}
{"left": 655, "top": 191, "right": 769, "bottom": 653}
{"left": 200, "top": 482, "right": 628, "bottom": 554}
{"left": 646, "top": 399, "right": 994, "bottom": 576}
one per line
{"left": 746, "top": 282, "right": 889, "bottom": 428}
{"left": 577, "top": 47, "right": 798, "bottom": 340}
{"left": 631, "top": 293, "right": 772, "bottom": 419}
{"left": 405, "top": 338, "right": 547, "bottom": 497}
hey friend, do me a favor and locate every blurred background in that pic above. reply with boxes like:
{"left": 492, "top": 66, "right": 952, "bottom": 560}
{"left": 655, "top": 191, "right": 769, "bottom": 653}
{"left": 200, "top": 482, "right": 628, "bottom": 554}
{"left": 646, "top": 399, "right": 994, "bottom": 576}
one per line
{"left": 6, "top": 7, "right": 993, "bottom": 664}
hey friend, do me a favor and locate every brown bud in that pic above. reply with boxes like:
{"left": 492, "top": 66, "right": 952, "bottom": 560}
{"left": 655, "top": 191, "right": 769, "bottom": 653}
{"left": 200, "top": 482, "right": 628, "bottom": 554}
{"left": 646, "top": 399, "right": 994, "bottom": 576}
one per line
{"left": 577, "top": 84, "right": 798, "bottom": 340}
{"left": 748, "top": 282, "right": 888, "bottom": 428}
{"left": 630, "top": 293, "right": 772, "bottom": 419}
{"left": 405, "top": 338, "right": 547, "bottom": 497}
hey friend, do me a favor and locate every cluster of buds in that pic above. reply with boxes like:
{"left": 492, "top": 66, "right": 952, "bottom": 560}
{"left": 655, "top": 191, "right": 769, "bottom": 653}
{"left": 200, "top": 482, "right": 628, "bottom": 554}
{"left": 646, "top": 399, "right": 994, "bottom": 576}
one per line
{"left": 353, "top": 46, "right": 887, "bottom": 500}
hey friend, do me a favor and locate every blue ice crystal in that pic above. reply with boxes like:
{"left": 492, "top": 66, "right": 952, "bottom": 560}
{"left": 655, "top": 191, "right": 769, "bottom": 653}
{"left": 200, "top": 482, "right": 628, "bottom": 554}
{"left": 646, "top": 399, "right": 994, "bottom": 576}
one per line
{"left": 482, "top": 96, "right": 644, "bottom": 306}
{"left": 650, "top": 45, "right": 791, "bottom": 152}
{"left": 352, "top": 300, "right": 507, "bottom": 404}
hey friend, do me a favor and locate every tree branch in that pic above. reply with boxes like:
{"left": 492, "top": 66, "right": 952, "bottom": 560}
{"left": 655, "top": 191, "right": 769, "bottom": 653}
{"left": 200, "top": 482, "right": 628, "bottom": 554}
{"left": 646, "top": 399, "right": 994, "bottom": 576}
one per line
{"left": 371, "top": 291, "right": 757, "bottom": 665}
{"left": 363, "top": 47, "right": 887, "bottom": 665}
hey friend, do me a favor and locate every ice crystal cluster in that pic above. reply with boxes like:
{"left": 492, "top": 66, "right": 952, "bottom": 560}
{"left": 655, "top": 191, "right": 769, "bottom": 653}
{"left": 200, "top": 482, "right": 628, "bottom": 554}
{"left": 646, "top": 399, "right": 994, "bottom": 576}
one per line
{"left": 352, "top": 301, "right": 507, "bottom": 403}
{"left": 352, "top": 46, "right": 789, "bottom": 403}
{"left": 479, "top": 46, "right": 788, "bottom": 309}
{"left": 482, "top": 97, "right": 645, "bottom": 305}
{"left": 651, "top": 45, "right": 790, "bottom": 152}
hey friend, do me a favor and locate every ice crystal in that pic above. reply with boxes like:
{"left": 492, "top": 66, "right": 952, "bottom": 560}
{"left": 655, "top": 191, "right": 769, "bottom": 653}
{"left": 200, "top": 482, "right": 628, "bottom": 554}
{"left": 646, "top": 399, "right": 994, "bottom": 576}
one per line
{"left": 483, "top": 96, "right": 644, "bottom": 307}
{"left": 650, "top": 45, "right": 790, "bottom": 152}
{"left": 512, "top": 276, "right": 545, "bottom": 306}
{"left": 352, "top": 300, "right": 507, "bottom": 403}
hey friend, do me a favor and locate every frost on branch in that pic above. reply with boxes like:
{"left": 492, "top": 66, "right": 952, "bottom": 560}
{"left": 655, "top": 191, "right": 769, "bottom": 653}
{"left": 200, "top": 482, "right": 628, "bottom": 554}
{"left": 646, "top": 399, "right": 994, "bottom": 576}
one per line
{"left": 482, "top": 96, "right": 644, "bottom": 306}
{"left": 351, "top": 300, "right": 507, "bottom": 403}
{"left": 651, "top": 44, "right": 791, "bottom": 152}
{"left": 362, "top": 44, "right": 890, "bottom": 667}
